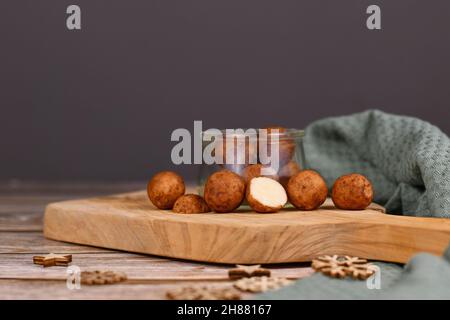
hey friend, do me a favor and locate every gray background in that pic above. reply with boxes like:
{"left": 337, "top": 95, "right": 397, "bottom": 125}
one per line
{"left": 1, "top": 0, "right": 449, "bottom": 181}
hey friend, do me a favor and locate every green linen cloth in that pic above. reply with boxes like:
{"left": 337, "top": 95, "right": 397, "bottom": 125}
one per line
{"left": 304, "top": 109, "right": 450, "bottom": 217}
{"left": 258, "top": 110, "right": 450, "bottom": 299}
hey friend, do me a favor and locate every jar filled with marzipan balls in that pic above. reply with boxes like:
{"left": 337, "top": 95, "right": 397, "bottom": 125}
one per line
{"left": 198, "top": 127, "right": 306, "bottom": 197}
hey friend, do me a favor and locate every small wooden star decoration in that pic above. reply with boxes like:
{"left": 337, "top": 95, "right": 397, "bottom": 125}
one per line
{"left": 228, "top": 264, "right": 271, "bottom": 280}
{"left": 33, "top": 253, "right": 72, "bottom": 268}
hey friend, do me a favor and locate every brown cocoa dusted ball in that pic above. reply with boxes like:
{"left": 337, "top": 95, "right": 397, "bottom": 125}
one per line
{"left": 147, "top": 171, "right": 185, "bottom": 209}
{"left": 260, "top": 126, "right": 296, "bottom": 167}
{"left": 287, "top": 170, "right": 328, "bottom": 210}
{"left": 214, "top": 135, "right": 258, "bottom": 167}
{"left": 204, "top": 170, "right": 246, "bottom": 213}
{"left": 173, "top": 194, "right": 210, "bottom": 214}
{"left": 332, "top": 173, "right": 373, "bottom": 210}
{"left": 242, "top": 164, "right": 278, "bottom": 184}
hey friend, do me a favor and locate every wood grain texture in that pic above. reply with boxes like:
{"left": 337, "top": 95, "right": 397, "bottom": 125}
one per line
{"left": 44, "top": 191, "right": 450, "bottom": 264}
{"left": 0, "top": 180, "right": 145, "bottom": 195}
{"left": 0, "top": 253, "right": 312, "bottom": 280}
{"left": 0, "top": 182, "right": 314, "bottom": 300}
{"left": 0, "top": 196, "right": 64, "bottom": 231}
{"left": 0, "top": 181, "right": 146, "bottom": 231}
{"left": 0, "top": 232, "right": 113, "bottom": 254}
{"left": 0, "top": 279, "right": 254, "bottom": 300}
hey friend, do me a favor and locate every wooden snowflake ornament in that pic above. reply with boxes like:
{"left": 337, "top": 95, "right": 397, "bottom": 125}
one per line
{"left": 80, "top": 270, "right": 127, "bottom": 285}
{"left": 346, "top": 264, "right": 378, "bottom": 280}
{"left": 166, "top": 286, "right": 241, "bottom": 300}
{"left": 311, "top": 255, "right": 377, "bottom": 280}
{"left": 233, "top": 276, "right": 293, "bottom": 293}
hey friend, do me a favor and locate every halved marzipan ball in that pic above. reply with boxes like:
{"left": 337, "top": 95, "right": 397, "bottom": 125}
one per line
{"left": 173, "top": 194, "right": 210, "bottom": 214}
{"left": 278, "top": 161, "right": 301, "bottom": 188}
{"left": 147, "top": 171, "right": 185, "bottom": 209}
{"left": 287, "top": 170, "right": 328, "bottom": 210}
{"left": 204, "top": 170, "right": 246, "bottom": 213}
{"left": 242, "top": 164, "right": 278, "bottom": 184}
{"left": 246, "top": 177, "right": 287, "bottom": 213}
{"left": 332, "top": 173, "right": 373, "bottom": 210}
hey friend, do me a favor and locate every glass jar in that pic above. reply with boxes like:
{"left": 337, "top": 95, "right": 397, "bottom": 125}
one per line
{"left": 198, "top": 128, "right": 306, "bottom": 195}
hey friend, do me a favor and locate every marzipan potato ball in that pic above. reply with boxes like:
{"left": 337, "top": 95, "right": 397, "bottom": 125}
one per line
{"left": 242, "top": 164, "right": 278, "bottom": 184}
{"left": 287, "top": 170, "right": 328, "bottom": 210}
{"left": 214, "top": 135, "right": 258, "bottom": 167}
{"left": 260, "top": 126, "right": 296, "bottom": 167}
{"left": 173, "top": 194, "right": 210, "bottom": 214}
{"left": 246, "top": 177, "right": 287, "bottom": 213}
{"left": 204, "top": 170, "right": 246, "bottom": 213}
{"left": 147, "top": 171, "right": 185, "bottom": 209}
{"left": 278, "top": 161, "right": 301, "bottom": 188}
{"left": 332, "top": 173, "right": 373, "bottom": 210}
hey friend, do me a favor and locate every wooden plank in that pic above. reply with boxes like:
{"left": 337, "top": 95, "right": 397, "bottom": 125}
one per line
{"left": 0, "top": 279, "right": 256, "bottom": 300}
{"left": 0, "top": 194, "right": 140, "bottom": 232}
{"left": 0, "top": 196, "right": 69, "bottom": 231}
{"left": 0, "top": 182, "right": 314, "bottom": 300}
{"left": 0, "top": 232, "right": 114, "bottom": 254}
{"left": 0, "top": 180, "right": 146, "bottom": 195}
{"left": 0, "top": 211, "right": 43, "bottom": 232}
{"left": 44, "top": 191, "right": 450, "bottom": 264}
{"left": 0, "top": 182, "right": 191, "bottom": 231}
{"left": 0, "top": 253, "right": 313, "bottom": 280}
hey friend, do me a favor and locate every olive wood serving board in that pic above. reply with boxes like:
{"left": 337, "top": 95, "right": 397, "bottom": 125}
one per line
{"left": 43, "top": 191, "right": 450, "bottom": 264}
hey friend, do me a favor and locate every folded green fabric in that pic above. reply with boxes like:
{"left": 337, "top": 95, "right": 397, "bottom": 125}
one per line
{"left": 304, "top": 109, "right": 450, "bottom": 217}
{"left": 258, "top": 110, "right": 450, "bottom": 299}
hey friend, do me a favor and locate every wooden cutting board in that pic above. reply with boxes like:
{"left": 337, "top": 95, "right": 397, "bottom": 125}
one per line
{"left": 43, "top": 191, "right": 450, "bottom": 264}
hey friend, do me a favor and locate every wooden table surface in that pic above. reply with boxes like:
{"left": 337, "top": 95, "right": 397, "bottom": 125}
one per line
{"left": 0, "top": 181, "right": 313, "bottom": 300}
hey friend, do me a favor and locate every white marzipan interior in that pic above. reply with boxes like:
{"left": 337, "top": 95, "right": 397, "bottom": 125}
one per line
{"left": 250, "top": 177, "right": 287, "bottom": 208}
